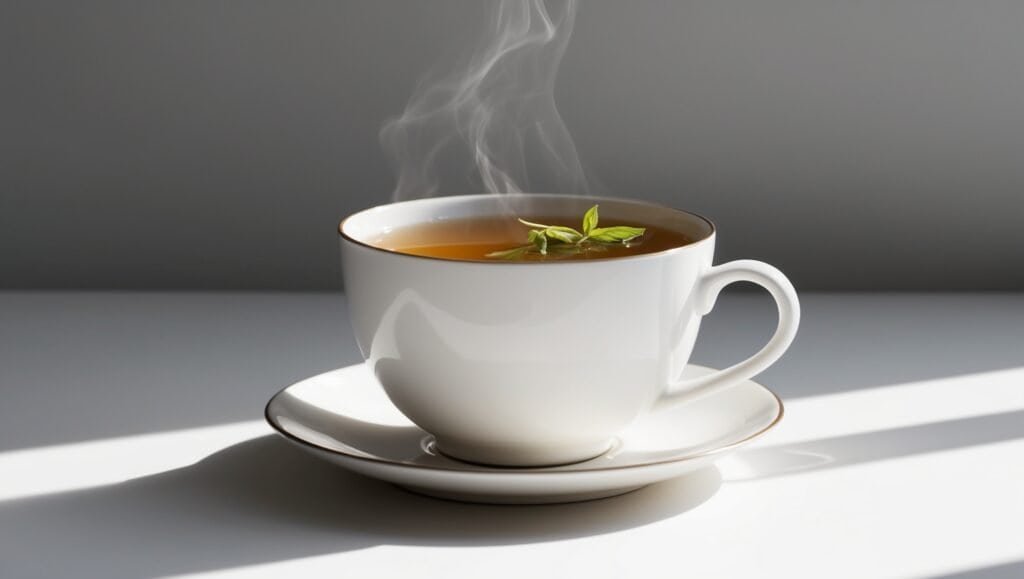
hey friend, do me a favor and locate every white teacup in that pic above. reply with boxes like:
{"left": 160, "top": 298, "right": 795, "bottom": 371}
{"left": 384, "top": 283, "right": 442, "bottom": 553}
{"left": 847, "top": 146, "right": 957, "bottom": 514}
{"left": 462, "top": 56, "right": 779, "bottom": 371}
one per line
{"left": 340, "top": 194, "right": 799, "bottom": 467}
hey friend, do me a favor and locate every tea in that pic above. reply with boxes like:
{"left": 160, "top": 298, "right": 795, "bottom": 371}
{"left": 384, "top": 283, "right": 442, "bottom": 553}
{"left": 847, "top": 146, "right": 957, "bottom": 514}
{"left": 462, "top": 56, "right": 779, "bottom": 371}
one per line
{"left": 381, "top": 214, "right": 693, "bottom": 261}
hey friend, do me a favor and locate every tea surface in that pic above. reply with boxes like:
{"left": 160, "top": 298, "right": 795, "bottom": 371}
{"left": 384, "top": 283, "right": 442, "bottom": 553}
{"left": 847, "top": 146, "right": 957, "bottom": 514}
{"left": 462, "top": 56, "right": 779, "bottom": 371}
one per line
{"left": 380, "top": 215, "right": 693, "bottom": 261}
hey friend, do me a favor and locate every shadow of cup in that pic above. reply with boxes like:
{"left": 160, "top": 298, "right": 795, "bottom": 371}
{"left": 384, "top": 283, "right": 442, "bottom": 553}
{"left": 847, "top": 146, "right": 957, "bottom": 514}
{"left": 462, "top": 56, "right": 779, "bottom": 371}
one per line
{"left": 0, "top": 434, "right": 722, "bottom": 578}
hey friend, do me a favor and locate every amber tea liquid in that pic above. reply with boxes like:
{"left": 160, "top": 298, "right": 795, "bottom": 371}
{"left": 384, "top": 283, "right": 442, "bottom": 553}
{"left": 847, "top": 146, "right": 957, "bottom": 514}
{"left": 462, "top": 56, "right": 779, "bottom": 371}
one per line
{"left": 380, "top": 214, "right": 693, "bottom": 261}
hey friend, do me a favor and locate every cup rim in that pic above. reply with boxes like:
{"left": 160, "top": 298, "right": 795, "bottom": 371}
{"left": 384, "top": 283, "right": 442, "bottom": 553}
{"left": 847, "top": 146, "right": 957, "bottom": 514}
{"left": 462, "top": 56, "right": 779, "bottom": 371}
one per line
{"left": 338, "top": 193, "right": 717, "bottom": 265}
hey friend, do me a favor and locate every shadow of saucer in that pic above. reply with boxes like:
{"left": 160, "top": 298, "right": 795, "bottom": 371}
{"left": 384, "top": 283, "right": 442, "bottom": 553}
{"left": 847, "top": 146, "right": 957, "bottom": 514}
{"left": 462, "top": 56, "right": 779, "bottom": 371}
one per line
{"left": 0, "top": 435, "right": 721, "bottom": 579}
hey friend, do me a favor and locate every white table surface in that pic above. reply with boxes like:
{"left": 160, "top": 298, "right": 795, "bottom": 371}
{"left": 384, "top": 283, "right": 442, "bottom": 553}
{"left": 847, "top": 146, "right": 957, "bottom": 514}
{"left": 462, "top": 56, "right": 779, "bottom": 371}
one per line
{"left": 1, "top": 291, "right": 1022, "bottom": 579}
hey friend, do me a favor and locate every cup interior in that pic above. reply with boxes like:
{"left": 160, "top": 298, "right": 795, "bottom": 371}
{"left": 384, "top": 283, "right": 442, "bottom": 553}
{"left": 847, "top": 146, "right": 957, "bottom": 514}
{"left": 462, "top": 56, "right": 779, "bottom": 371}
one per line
{"left": 341, "top": 194, "right": 714, "bottom": 251}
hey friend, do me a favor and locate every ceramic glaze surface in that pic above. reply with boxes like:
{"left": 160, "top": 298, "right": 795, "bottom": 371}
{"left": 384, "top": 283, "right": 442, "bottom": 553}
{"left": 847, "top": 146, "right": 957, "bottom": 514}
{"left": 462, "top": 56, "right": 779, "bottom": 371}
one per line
{"left": 265, "top": 364, "right": 783, "bottom": 504}
{"left": 340, "top": 195, "right": 799, "bottom": 466}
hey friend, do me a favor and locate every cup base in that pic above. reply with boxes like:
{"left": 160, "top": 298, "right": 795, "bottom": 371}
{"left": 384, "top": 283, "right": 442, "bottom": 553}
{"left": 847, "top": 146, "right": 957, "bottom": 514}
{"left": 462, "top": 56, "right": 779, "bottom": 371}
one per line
{"left": 432, "top": 437, "right": 615, "bottom": 468}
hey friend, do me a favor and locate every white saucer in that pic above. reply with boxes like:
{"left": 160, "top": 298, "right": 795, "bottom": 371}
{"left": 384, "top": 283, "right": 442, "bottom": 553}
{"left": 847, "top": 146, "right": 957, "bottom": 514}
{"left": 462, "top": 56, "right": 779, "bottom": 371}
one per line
{"left": 265, "top": 364, "right": 783, "bottom": 504}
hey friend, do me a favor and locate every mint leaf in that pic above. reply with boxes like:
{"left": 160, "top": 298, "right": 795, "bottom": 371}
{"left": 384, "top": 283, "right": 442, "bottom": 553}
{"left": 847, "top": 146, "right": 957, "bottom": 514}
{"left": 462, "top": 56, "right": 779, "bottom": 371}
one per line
{"left": 582, "top": 205, "right": 599, "bottom": 235}
{"left": 488, "top": 206, "right": 646, "bottom": 260}
{"left": 587, "top": 226, "right": 646, "bottom": 243}
{"left": 528, "top": 229, "right": 548, "bottom": 254}
{"left": 544, "top": 226, "right": 582, "bottom": 244}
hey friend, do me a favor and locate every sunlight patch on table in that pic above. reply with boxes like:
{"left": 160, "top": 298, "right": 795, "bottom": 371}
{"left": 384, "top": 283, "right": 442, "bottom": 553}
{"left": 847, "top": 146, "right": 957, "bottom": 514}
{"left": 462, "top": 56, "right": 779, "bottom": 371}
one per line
{"left": 0, "top": 421, "right": 268, "bottom": 501}
{"left": 759, "top": 367, "right": 1024, "bottom": 446}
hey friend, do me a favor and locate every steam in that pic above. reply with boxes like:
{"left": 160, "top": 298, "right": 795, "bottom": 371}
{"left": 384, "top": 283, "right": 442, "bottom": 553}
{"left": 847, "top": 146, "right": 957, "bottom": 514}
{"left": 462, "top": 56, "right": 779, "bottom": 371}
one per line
{"left": 381, "top": 0, "right": 594, "bottom": 200}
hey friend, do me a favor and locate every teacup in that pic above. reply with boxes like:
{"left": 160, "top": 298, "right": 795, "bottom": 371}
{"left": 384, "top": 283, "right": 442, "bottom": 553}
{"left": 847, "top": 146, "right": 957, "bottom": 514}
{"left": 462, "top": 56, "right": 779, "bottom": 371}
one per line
{"left": 339, "top": 194, "right": 799, "bottom": 467}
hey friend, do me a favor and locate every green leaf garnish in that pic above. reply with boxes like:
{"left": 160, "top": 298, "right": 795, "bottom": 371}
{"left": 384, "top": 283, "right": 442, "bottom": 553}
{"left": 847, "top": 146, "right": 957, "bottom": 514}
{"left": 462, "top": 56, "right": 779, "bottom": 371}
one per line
{"left": 582, "top": 205, "right": 599, "bottom": 235}
{"left": 487, "top": 204, "right": 647, "bottom": 260}
{"left": 517, "top": 219, "right": 583, "bottom": 244}
{"left": 586, "top": 226, "right": 646, "bottom": 243}
{"left": 543, "top": 227, "right": 583, "bottom": 244}
{"left": 527, "top": 229, "right": 548, "bottom": 254}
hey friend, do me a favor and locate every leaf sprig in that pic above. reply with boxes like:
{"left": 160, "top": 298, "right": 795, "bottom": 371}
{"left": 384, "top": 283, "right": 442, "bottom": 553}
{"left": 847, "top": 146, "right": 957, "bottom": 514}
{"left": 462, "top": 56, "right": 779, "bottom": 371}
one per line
{"left": 486, "top": 205, "right": 646, "bottom": 260}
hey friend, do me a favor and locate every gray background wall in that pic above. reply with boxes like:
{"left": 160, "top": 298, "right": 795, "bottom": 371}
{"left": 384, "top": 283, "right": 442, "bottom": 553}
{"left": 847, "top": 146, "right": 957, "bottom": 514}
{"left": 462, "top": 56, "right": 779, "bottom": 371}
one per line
{"left": 2, "top": 0, "right": 1022, "bottom": 291}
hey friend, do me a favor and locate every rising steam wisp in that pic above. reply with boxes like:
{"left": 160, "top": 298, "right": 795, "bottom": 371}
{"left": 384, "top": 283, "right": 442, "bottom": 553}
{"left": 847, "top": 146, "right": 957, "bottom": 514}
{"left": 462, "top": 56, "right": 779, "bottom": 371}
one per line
{"left": 381, "top": 0, "right": 594, "bottom": 200}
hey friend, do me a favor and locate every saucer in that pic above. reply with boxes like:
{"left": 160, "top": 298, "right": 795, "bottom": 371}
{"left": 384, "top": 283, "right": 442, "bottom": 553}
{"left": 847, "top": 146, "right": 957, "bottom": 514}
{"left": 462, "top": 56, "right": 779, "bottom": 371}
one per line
{"left": 265, "top": 364, "right": 782, "bottom": 504}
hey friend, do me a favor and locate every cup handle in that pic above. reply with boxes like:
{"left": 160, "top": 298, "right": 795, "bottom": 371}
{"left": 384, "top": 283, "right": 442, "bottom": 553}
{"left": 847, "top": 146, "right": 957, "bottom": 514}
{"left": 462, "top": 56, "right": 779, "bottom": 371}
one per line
{"left": 653, "top": 259, "right": 800, "bottom": 411}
